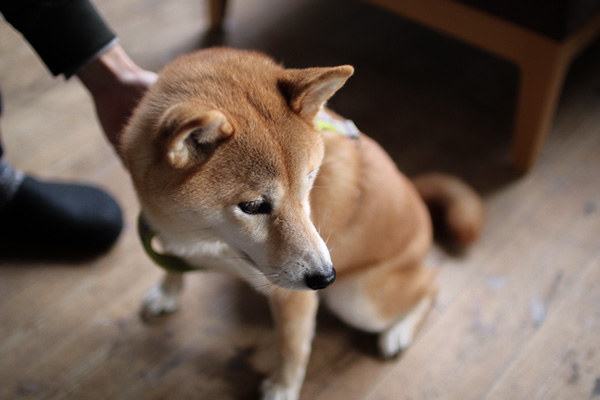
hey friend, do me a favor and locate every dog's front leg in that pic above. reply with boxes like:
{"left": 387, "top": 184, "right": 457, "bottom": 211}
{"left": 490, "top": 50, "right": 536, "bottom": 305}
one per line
{"left": 140, "top": 271, "right": 184, "bottom": 320}
{"left": 262, "top": 289, "right": 318, "bottom": 400}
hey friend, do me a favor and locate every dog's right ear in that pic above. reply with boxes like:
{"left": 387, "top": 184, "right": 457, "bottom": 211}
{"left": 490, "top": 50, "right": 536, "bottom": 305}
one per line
{"left": 159, "top": 103, "right": 234, "bottom": 168}
{"left": 279, "top": 65, "right": 354, "bottom": 120}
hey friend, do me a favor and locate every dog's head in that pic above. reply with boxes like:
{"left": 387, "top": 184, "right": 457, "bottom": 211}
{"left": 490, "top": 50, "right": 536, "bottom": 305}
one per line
{"left": 123, "top": 49, "right": 353, "bottom": 291}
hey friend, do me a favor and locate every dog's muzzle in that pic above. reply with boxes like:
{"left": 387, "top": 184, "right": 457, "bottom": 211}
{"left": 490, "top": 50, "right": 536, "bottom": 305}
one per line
{"left": 304, "top": 266, "right": 337, "bottom": 290}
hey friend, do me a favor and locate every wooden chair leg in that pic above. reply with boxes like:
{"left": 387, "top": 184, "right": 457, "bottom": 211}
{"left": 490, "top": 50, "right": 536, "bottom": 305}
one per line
{"left": 512, "top": 48, "right": 570, "bottom": 173}
{"left": 512, "top": 12, "right": 600, "bottom": 173}
{"left": 208, "top": 0, "right": 228, "bottom": 30}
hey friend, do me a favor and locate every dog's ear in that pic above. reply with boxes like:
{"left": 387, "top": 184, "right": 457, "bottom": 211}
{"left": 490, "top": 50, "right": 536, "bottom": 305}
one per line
{"left": 160, "top": 103, "right": 234, "bottom": 168}
{"left": 280, "top": 65, "right": 354, "bottom": 119}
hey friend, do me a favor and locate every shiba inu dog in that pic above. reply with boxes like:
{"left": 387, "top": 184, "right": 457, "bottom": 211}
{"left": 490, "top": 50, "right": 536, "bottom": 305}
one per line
{"left": 121, "top": 48, "right": 483, "bottom": 400}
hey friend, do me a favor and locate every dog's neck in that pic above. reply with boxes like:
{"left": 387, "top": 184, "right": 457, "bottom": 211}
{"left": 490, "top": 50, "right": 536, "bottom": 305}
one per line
{"left": 137, "top": 213, "right": 202, "bottom": 273}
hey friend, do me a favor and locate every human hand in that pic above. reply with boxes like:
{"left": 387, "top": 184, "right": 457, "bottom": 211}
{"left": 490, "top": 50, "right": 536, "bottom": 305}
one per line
{"left": 77, "top": 44, "right": 157, "bottom": 153}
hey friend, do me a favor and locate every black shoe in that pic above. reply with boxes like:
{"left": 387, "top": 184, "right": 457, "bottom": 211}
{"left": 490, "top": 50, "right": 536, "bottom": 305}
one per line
{"left": 0, "top": 177, "right": 123, "bottom": 257}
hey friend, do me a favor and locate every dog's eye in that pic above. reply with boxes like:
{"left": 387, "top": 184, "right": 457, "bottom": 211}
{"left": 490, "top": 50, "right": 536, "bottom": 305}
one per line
{"left": 238, "top": 200, "right": 272, "bottom": 215}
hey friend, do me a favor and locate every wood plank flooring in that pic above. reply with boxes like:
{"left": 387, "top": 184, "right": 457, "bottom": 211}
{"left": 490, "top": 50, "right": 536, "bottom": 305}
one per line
{"left": 1, "top": 0, "right": 599, "bottom": 399}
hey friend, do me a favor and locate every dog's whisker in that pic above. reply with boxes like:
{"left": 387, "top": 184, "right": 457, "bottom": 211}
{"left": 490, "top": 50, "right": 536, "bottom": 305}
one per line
{"left": 165, "top": 233, "right": 218, "bottom": 245}
{"left": 253, "top": 281, "right": 276, "bottom": 292}
{"left": 171, "top": 227, "right": 213, "bottom": 234}
{"left": 316, "top": 210, "right": 323, "bottom": 236}
{"left": 250, "top": 279, "right": 281, "bottom": 294}
{"left": 170, "top": 228, "right": 217, "bottom": 241}
{"left": 220, "top": 255, "right": 251, "bottom": 262}
{"left": 242, "top": 271, "right": 278, "bottom": 280}
{"left": 325, "top": 228, "right": 333, "bottom": 247}
{"left": 266, "top": 283, "right": 283, "bottom": 297}
{"left": 317, "top": 208, "right": 332, "bottom": 243}
{"left": 315, "top": 206, "right": 330, "bottom": 239}
{"left": 154, "top": 209, "right": 198, "bottom": 218}
{"left": 315, "top": 207, "right": 321, "bottom": 232}
{"left": 319, "top": 159, "right": 343, "bottom": 169}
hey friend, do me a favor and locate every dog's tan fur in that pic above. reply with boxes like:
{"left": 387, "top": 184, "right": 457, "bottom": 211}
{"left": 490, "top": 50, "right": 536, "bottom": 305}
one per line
{"left": 121, "top": 48, "right": 483, "bottom": 400}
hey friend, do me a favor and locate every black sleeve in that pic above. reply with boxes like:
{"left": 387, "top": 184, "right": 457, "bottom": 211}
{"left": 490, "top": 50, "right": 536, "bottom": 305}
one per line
{"left": 0, "top": 0, "right": 117, "bottom": 78}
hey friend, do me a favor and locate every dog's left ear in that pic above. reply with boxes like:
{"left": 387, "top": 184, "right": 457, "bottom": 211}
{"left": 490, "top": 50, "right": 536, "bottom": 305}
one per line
{"left": 280, "top": 65, "right": 354, "bottom": 119}
{"left": 160, "top": 103, "right": 234, "bottom": 168}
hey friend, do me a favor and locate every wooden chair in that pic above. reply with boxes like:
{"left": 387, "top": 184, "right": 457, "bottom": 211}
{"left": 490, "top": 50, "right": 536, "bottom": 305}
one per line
{"left": 207, "top": 0, "right": 600, "bottom": 173}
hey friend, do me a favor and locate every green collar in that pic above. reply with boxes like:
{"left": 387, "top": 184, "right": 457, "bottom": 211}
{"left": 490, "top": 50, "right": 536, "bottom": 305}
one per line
{"left": 137, "top": 213, "right": 202, "bottom": 274}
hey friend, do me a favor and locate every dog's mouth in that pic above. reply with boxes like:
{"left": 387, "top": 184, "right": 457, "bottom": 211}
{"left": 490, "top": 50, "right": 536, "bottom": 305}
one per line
{"left": 236, "top": 249, "right": 299, "bottom": 290}
{"left": 237, "top": 249, "right": 336, "bottom": 291}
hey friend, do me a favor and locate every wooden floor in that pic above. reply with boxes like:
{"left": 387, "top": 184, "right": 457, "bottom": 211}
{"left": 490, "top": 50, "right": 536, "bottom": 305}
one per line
{"left": 1, "top": 0, "right": 599, "bottom": 399}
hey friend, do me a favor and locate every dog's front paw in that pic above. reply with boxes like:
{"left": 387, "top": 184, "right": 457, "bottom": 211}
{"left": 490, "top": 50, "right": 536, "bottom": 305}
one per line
{"left": 261, "top": 377, "right": 300, "bottom": 400}
{"left": 140, "top": 285, "right": 180, "bottom": 320}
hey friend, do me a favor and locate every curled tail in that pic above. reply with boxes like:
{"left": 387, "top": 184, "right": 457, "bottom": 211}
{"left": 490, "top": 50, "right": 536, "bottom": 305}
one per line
{"left": 413, "top": 173, "right": 484, "bottom": 247}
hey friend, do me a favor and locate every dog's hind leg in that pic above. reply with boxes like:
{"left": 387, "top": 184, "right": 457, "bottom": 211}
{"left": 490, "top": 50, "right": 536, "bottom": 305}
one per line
{"left": 377, "top": 287, "right": 437, "bottom": 358}
{"left": 322, "top": 263, "right": 438, "bottom": 358}
{"left": 140, "top": 271, "right": 184, "bottom": 320}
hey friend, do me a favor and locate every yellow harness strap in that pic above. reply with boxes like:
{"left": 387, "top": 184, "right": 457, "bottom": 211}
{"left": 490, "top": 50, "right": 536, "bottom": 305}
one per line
{"left": 314, "top": 110, "right": 360, "bottom": 139}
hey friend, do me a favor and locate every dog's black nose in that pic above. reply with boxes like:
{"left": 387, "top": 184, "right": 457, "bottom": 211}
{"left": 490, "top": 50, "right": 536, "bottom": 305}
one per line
{"left": 304, "top": 267, "right": 337, "bottom": 290}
